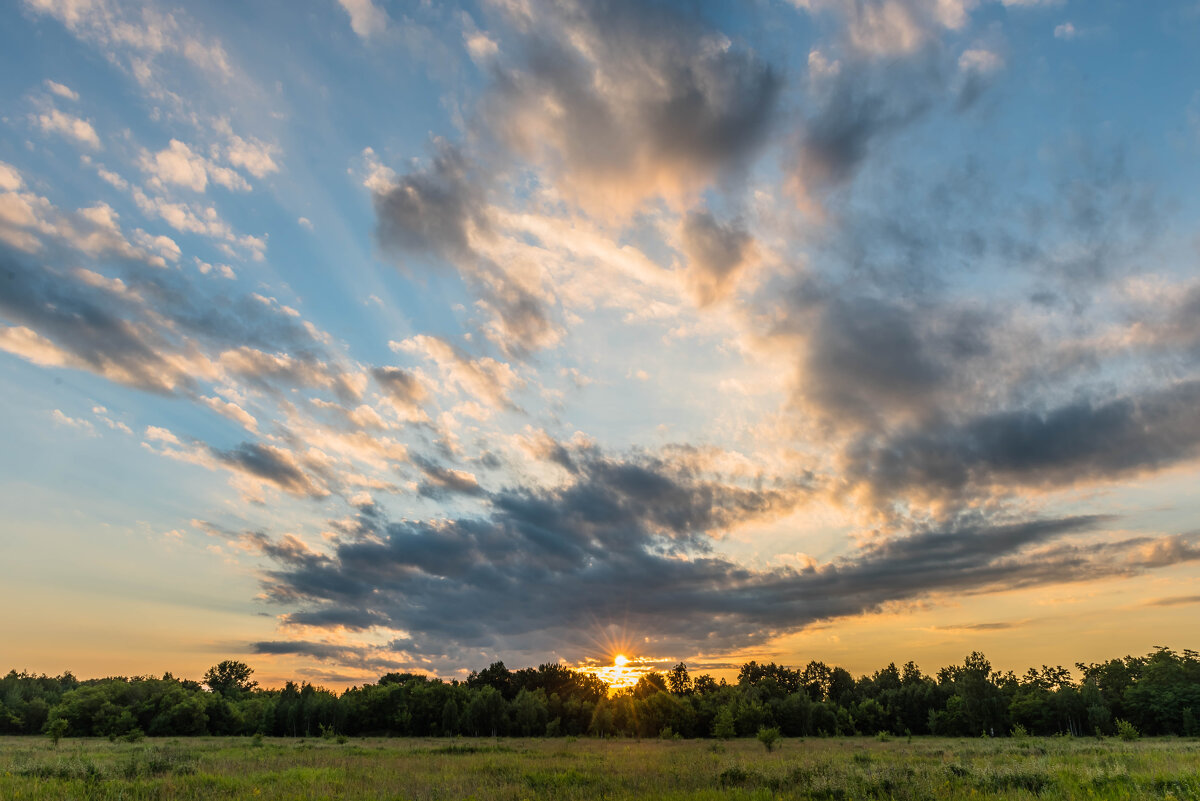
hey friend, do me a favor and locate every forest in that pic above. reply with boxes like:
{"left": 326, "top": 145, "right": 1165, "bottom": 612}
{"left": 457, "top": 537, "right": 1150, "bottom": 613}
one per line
{"left": 2, "top": 647, "right": 1197, "bottom": 741}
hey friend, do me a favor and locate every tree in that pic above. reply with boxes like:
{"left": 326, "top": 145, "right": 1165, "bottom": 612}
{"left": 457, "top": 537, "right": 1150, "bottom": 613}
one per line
{"left": 667, "top": 663, "right": 692, "bottom": 695}
{"left": 203, "top": 661, "right": 257, "bottom": 698}
{"left": 712, "top": 705, "right": 736, "bottom": 739}
{"left": 441, "top": 698, "right": 460, "bottom": 736}
{"left": 45, "top": 716, "right": 68, "bottom": 746}
{"left": 757, "top": 725, "right": 781, "bottom": 752}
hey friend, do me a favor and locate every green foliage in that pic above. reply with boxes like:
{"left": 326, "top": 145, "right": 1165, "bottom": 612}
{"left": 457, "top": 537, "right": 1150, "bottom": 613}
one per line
{"left": 1115, "top": 718, "right": 1140, "bottom": 741}
{"left": 203, "top": 661, "right": 257, "bottom": 698}
{"left": 45, "top": 717, "right": 67, "bottom": 746}
{"left": 3, "top": 732, "right": 1200, "bottom": 800}
{"left": 756, "top": 725, "right": 781, "bottom": 752}
{"left": 711, "top": 706, "right": 735, "bottom": 739}
{"left": 2, "top": 646, "right": 1200, "bottom": 742}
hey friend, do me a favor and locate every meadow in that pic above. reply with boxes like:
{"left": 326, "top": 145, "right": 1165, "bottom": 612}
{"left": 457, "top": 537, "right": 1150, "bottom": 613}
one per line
{"left": 1, "top": 734, "right": 1198, "bottom": 800}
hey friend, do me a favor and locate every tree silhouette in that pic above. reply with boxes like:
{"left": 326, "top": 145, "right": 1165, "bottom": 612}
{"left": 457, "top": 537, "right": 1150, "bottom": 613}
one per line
{"left": 203, "top": 660, "right": 257, "bottom": 698}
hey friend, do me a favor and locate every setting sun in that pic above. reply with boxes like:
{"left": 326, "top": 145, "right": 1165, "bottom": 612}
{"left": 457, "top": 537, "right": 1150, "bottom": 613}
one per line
{"left": 576, "top": 653, "right": 647, "bottom": 693}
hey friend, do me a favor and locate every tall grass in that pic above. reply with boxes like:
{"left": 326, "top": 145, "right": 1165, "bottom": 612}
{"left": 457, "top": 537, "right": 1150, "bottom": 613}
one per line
{"left": 1, "top": 734, "right": 1198, "bottom": 799}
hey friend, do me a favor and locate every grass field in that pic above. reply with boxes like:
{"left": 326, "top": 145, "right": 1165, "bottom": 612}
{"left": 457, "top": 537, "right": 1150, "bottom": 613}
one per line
{"left": 2, "top": 735, "right": 1198, "bottom": 800}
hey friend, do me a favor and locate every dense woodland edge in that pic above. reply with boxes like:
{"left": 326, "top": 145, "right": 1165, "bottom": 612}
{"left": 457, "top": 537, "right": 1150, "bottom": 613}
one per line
{"left": 4, "top": 647, "right": 1199, "bottom": 741}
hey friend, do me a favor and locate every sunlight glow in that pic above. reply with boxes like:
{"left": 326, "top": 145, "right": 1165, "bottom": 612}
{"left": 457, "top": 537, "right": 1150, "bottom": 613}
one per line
{"left": 577, "top": 653, "right": 652, "bottom": 693}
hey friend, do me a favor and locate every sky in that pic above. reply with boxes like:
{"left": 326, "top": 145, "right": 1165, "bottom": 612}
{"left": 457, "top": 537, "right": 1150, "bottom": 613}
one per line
{"left": 2, "top": 0, "right": 1200, "bottom": 689}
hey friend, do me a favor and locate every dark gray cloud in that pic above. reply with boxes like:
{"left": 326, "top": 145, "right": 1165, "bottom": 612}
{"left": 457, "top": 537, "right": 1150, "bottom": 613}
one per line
{"left": 374, "top": 140, "right": 484, "bottom": 259}
{"left": 793, "top": 60, "right": 937, "bottom": 195}
{"left": 371, "top": 366, "right": 425, "bottom": 401}
{"left": 781, "top": 291, "right": 992, "bottom": 431}
{"left": 251, "top": 640, "right": 412, "bottom": 673}
{"left": 414, "top": 456, "right": 484, "bottom": 499}
{"left": 0, "top": 241, "right": 347, "bottom": 398}
{"left": 372, "top": 143, "right": 561, "bottom": 355}
{"left": 936, "top": 621, "right": 1022, "bottom": 632}
{"left": 1145, "top": 595, "right": 1200, "bottom": 608}
{"left": 680, "top": 210, "right": 753, "bottom": 305}
{"left": 482, "top": 0, "right": 781, "bottom": 206}
{"left": 0, "top": 246, "right": 193, "bottom": 394}
{"left": 843, "top": 380, "right": 1200, "bottom": 505}
{"left": 210, "top": 442, "right": 329, "bottom": 498}
{"left": 244, "top": 437, "right": 1200, "bottom": 668}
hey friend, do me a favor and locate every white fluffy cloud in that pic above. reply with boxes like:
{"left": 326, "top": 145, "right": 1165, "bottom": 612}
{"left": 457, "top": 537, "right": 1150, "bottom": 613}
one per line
{"left": 36, "top": 108, "right": 100, "bottom": 148}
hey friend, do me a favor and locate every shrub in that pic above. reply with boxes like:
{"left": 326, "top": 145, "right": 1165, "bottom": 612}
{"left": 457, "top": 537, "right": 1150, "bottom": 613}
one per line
{"left": 1010, "top": 723, "right": 1029, "bottom": 740}
{"left": 718, "top": 766, "right": 753, "bottom": 787}
{"left": 45, "top": 718, "right": 68, "bottom": 747}
{"left": 757, "top": 726, "right": 781, "bottom": 752}
{"left": 1115, "top": 719, "right": 1140, "bottom": 741}
{"left": 712, "top": 707, "right": 735, "bottom": 740}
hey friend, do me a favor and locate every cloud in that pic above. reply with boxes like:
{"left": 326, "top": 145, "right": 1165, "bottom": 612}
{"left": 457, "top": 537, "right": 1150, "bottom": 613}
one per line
{"left": 249, "top": 441, "right": 810, "bottom": 660}
{"left": 138, "top": 139, "right": 251, "bottom": 193}
{"left": 374, "top": 140, "right": 484, "bottom": 258}
{"left": 935, "top": 620, "right": 1023, "bottom": 631}
{"left": 1053, "top": 21, "right": 1075, "bottom": 40}
{"left": 1145, "top": 594, "right": 1200, "bottom": 608}
{"left": 36, "top": 108, "right": 101, "bottom": 148}
{"left": 210, "top": 441, "right": 329, "bottom": 498}
{"left": 131, "top": 188, "right": 266, "bottom": 260}
{"left": 393, "top": 335, "right": 522, "bottom": 411}
{"left": 371, "top": 143, "right": 563, "bottom": 354}
{"left": 201, "top": 394, "right": 258, "bottom": 432}
{"left": 51, "top": 408, "right": 97, "bottom": 435}
{"left": 481, "top": 0, "right": 781, "bottom": 213}
{"left": 24, "top": 0, "right": 233, "bottom": 82}
{"left": 0, "top": 162, "right": 22, "bottom": 192}
{"left": 842, "top": 380, "right": 1200, "bottom": 506}
{"left": 958, "top": 48, "right": 1003, "bottom": 75}
{"left": 0, "top": 248, "right": 203, "bottom": 393}
{"left": 372, "top": 366, "right": 430, "bottom": 420}
{"left": 414, "top": 457, "right": 483, "bottom": 498}
{"left": 337, "top": 0, "right": 389, "bottom": 40}
{"left": 680, "top": 210, "right": 754, "bottom": 306}
{"left": 789, "top": 0, "right": 974, "bottom": 57}
{"left": 791, "top": 61, "right": 935, "bottom": 197}
{"left": 247, "top": 434, "right": 1200, "bottom": 666}
{"left": 144, "top": 426, "right": 180, "bottom": 446}
{"left": 44, "top": 79, "right": 79, "bottom": 101}
{"left": 784, "top": 293, "right": 989, "bottom": 432}
{"left": 221, "top": 130, "right": 280, "bottom": 178}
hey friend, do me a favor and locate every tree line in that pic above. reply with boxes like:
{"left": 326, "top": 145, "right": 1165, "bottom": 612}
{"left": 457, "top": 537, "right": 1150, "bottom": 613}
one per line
{"left": 2, "top": 647, "right": 1197, "bottom": 740}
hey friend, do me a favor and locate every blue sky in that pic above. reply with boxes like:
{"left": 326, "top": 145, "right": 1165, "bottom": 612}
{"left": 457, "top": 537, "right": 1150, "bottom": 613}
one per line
{"left": 2, "top": 0, "right": 1200, "bottom": 686}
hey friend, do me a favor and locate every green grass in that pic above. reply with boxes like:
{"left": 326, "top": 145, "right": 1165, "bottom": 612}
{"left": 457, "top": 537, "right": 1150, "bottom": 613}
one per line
{"left": 2, "top": 735, "right": 1198, "bottom": 800}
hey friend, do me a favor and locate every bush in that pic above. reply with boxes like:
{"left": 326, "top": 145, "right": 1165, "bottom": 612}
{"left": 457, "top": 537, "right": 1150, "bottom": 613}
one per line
{"left": 1115, "top": 719, "right": 1140, "bottom": 741}
{"left": 1010, "top": 723, "right": 1029, "bottom": 740}
{"left": 712, "top": 707, "right": 735, "bottom": 740}
{"left": 45, "top": 718, "right": 68, "bottom": 747}
{"left": 756, "top": 726, "right": 781, "bottom": 752}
